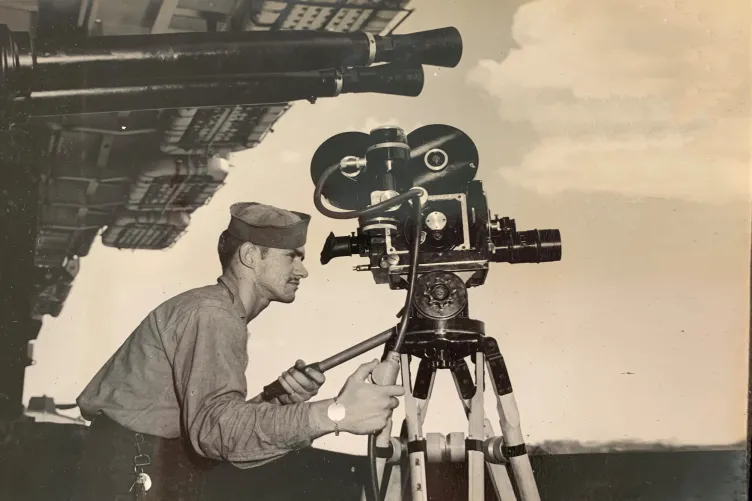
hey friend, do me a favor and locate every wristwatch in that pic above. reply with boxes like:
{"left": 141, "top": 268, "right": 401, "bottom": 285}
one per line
{"left": 327, "top": 398, "right": 346, "bottom": 436}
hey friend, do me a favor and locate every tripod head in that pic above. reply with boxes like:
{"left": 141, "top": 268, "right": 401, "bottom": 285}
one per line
{"left": 310, "top": 124, "right": 563, "bottom": 317}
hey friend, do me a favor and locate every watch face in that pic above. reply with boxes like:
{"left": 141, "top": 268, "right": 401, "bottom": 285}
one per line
{"left": 327, "top": 402, "right": 346, "bottom": 422}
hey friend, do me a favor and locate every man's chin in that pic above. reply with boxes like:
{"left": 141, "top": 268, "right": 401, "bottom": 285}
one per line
{"left": 275, "top": 293, "right": 297, "bottom": 304}
{"left": 271, "top": 283, "right": 299, "bottom": 304}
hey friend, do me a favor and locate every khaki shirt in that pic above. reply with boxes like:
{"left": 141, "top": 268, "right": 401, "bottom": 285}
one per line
{"left": 77, "top": 276, "right": 313, "bottom": 468}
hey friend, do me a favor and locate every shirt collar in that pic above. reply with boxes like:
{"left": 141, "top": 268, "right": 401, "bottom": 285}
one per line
{"left": 217, "top": 275, "right": 247, "bottom": 321}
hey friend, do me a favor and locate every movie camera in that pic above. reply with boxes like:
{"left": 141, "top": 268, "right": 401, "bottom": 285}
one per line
{"left": 311, "top": 124, "right": 561, "bottom": 290}
{"left": 265, "top": 124, "right": 562, "bottom": 501}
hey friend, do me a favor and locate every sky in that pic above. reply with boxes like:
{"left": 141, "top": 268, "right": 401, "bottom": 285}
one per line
{"left": 23, "top": 0, "right": 751, "bottom": 456}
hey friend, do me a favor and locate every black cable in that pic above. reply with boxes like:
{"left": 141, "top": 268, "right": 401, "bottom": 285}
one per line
{"left": 367, "top": 435, "right": 381, "bottom": 501}
{"left": 313, "top": 162, "right": 423, "bottom": 220}
{"left": 367, "top": 195, "right": 424, "bottom": 501}
{"left": 314, "top": 162, "right": 425, "bottom": 501}
{"left": 391, "top": 196, "right": 424, "bottom": 352}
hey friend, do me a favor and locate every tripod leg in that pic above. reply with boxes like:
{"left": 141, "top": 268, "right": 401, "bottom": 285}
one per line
{"left": 380, "top": 443, "right": 406, "bottom": 501}
{"left": 451, "top": 363, "right": 518, "bottom": 501}
{"left": 378, "top": 354, "right": 434, "bottom": 501}
{"left": 400, "top": 353, "right": 429, "bottom": 501}
{"left": 368, "top": 420, "right": 407, "bottom": 501}
{"left": 483, "top": 337, "right": 541, "bottom": 501}
{"left": 467, "top": 351, "right": 486, "bottom": 500}
{"left": 413, "top": 359, "right": 437, "bottom": 428}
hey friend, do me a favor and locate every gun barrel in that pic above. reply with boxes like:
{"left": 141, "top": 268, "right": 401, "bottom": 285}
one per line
{"left": 31, "top": 30, "right": 377, "bottom": 91}
{"left": 0, "top": 25, "right": 461, "bottom": 94}
{"left": 11, "top": 65, "right": 424, "bottom": 118}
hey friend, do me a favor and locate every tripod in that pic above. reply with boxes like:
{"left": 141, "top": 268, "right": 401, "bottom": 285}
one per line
{"left": 262, "top": 271, "right": 543, "bottom": 501}
{"left": 368, "top": 314, "right": 542, "bottom": 501}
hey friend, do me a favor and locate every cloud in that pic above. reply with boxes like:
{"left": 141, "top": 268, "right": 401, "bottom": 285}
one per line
{"left": 466, "top": 0, "right": 750, "bottom": 204}
{"left": 360, "top": 117, "right": 402, "bottom": 133}
{"left": 280, "top": 151, "right": 302, "bottom": 163}
{"left": 343, "top": 117, "right": 426, "bottom": 135}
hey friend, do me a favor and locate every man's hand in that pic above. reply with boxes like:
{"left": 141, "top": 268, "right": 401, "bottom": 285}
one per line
{"left": 335, "top": 359, "right": 405, "bottom": 435}
{"left": 273, "top": 359, "right": 326, "bottom": 405}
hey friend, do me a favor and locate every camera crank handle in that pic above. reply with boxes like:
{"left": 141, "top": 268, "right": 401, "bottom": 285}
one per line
{"left": 262, "top": 363, "right": 323, "bottom": 400}
{"left": 260, "top": 327, "right": 395, "bottom": 401}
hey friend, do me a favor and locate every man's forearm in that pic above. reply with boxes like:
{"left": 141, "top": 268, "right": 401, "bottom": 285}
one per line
{"left": 195, "top": 397, "right": 327, "bottom": 464}
{"left": 175, "top": 307, "right": 334, "bottom": 464}
{"left": 189, "top": 397, "right": 338, "bottom": 463}
{"left": 248, "top": 393, "right": 336, "bottom": 436}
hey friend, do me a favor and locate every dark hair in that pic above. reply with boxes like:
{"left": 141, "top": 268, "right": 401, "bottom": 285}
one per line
{"left": 217, "top": 230, "right": 269, "bottom": 270}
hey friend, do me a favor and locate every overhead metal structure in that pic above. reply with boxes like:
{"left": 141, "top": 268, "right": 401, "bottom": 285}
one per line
{"left": 0, "top": 0, "right": 416, "bottom": 419}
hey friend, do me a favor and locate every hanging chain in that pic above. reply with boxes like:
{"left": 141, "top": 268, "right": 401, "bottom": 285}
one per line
{"left": 129, "top": 433, "right": 152, "bottom": 500}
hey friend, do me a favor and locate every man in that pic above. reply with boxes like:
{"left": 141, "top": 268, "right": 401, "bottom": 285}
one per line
{"left": 69, "top": 202, "right": 405, "bottom": 501}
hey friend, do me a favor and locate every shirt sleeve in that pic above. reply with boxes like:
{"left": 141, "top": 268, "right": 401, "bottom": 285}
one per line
{"left": 171, "top": 305, "right": 315, "bottom": 467}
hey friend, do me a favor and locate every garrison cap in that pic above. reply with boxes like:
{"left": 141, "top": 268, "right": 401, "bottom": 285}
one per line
{"left": 226, "top": 202, "right": 311, "bottom": 249}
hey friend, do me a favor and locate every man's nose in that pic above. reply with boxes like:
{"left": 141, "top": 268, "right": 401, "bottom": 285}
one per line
{"left": 297, "top": 262, "right": 309, "bottom": 279}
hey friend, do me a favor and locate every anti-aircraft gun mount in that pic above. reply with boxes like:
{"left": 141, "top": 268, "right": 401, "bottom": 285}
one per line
{"left": 0, "top": 23, "right": 464, "bottom": 421}
{"left": 0, "top": 25, "right": 463, "bottom": 127}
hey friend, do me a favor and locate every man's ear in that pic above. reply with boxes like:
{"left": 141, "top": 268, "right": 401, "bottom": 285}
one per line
{"left": 238, "top": 242, "right": 257, "bottom": 269}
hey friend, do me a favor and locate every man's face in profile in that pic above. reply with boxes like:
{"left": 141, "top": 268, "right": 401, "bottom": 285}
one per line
{"left": 255, "top": 246, "right": 308, "bottom": 303}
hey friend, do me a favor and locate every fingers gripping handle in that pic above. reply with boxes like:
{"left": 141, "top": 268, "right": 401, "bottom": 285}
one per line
{"left": 371, "top": 351, "right": 401, "bottom": 386}
{"left": 371, "top": 351, "right": 402, "bottom": 492}
{"left": 262, "top": 362, "right": 323, "bottom": 400}
{"left": 370, "top": 351, "right": 401, "bottom": 442}
{"left": 261, "top": 328, "right": 395, "bottom": 401}
{"left": 371, "top": 352, "right": 401, "bottom": 444}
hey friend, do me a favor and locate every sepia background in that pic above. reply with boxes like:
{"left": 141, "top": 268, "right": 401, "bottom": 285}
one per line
{"left": 21, "top": 0, "right": 750, "bottom": 459}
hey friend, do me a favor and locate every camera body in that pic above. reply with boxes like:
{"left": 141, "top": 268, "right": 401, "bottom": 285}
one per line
{"left": 311, "top": 124, "right": 561, "bottom": 292}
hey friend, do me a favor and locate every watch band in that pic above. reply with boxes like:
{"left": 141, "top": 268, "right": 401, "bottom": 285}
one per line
{"left": 334, "top": 398, "right": 340, "bottom": 436}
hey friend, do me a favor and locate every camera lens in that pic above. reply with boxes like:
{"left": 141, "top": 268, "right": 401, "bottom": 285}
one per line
{"left": 491, "top": 229, "right": 562, "bottom": 264}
